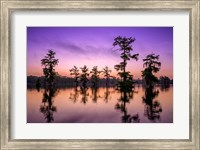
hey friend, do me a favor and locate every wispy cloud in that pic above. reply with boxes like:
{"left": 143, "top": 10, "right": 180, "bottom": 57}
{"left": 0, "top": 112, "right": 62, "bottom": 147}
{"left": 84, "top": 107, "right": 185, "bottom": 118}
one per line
{"left": 55, "top": 41, "right": 86, "bottom": 54}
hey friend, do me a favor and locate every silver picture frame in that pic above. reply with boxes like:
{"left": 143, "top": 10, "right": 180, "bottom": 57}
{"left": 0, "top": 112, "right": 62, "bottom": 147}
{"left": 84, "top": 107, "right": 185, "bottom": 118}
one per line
{"left": 0, "top": 0, "right": 199, "bottom": 149}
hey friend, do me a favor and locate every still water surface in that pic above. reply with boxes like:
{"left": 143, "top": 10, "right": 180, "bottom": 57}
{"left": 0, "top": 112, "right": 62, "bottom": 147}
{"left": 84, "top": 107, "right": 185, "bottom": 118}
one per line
{"left": 27, "top": 85, "right": 173, "bottom": 123}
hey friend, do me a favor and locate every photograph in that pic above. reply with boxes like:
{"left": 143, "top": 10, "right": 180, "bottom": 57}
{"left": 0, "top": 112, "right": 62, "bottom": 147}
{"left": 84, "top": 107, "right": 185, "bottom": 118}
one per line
{"left": 27, "top": 27, "right": 173, "bottom": 123}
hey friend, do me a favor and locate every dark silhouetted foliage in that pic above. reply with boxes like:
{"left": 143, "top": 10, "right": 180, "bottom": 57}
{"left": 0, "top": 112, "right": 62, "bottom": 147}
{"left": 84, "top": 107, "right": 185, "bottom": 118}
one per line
{"left": 115, "top": 91, "right": 140, "bottom": 123}
{"left": 35, "top": 78, "right": 41, "bottom": 91}
{"left": 40, "top": 87, "right": 58, "bottom": 123}
{"left": 159, "top": 76, "right": 170, "bottom": 85}
{"left": 41, "top": 50, "right": 59, "bottom": 88}
{"left": 80, "top": 65, "right": 89, "bottom": 89}
{"left": 90, "top": 66, "right": 101, "bottom": 88}
{"left": 142, "top": 87, "right": 162, "bottom": 122}
{"left": 113, "top": 36, "right": 139, "bottom": 92}
{"left": 102, "top": 66, "right": 112, "bottom": 86}
{"left": 69, "top": 66, "right": 80, "bottom": 87}
{"left": 142, "top": 53, "right": 161, "bottom": 88}
{"left": 80, "top": 87, "right": 89, "bottom": 104}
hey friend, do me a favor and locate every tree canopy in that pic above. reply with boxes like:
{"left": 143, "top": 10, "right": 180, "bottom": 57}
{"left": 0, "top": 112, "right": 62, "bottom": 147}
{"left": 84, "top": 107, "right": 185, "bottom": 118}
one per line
{"left": 113, "top": 36, "right": 139, "bottom": 92}
{"left": 142, "top": 53, "right": 161, "bottom": 87}
{"left": 41, "top": 50, "right": 59, "bottom": 87}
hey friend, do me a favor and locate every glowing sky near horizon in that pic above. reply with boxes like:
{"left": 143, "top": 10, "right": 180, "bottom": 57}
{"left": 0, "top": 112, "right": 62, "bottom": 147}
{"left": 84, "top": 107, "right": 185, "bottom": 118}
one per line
{"left": 27, "top": 27, "right": 173, "bottom": 79}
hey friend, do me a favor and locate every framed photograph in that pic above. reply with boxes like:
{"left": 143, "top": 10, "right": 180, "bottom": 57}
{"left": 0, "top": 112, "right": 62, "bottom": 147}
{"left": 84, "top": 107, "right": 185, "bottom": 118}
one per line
{"left": 1, "top": 0, "right": 199, "bottom": 149}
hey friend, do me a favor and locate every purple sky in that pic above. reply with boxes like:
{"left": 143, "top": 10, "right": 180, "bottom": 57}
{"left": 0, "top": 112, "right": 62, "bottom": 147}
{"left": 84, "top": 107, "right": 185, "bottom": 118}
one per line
{"left": 27, "top": 27, "right": 173, "bottom": 79}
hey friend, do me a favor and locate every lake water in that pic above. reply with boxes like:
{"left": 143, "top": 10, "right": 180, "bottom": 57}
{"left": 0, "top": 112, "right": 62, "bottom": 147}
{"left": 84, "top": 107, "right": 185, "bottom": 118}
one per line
{"left": 27, "top": 85, "right": 173, "bottom": 123}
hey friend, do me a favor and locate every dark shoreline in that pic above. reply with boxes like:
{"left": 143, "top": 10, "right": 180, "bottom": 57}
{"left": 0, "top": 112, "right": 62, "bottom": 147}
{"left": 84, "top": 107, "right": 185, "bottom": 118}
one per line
{"left": 27, "top": 75, "right": 173, "bottom": 89}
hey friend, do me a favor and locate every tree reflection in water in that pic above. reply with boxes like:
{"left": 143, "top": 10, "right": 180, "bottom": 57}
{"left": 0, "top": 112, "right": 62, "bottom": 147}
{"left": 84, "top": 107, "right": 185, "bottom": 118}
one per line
{"left": 36, "top": 85, "right": 167, "bottom": 123}
{"left": 40, "top": 87, "right": 58, "bottom": 123}
{"left": 69, "top": 87, "right": 90, "bottom": 104}
{"left": 142, "top": 87, "right": 162, "bottom": 122}
{"left": 59, "top": 85, "right": 164, "bottom": 123}
{"left": 91, "top": 87, "right": 102, "bottom": 103}
{"left": 160, "top": 84, "right": 170, "bottom": 92}
{"left": 115, "top": 90, "right": 140, "bottom": 123}
{"left": 104, "top": 87, "right": 111, "bottom": 103}
{"left": 80, "top": 87, "right": 89, "bottom": 104}
{"left": 69, "top": 86, "right": 113, "bottom": 104}
{"left": 69, "top": 87, "right": 79, "bottom": 103}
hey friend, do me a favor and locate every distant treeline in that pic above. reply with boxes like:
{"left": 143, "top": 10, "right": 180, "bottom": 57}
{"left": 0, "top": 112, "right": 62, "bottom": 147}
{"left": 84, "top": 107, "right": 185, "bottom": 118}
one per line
{"left": 27, "top": 75, "right": 117, "bottom": 88}
{"left": 27, "top": 75, "right": 173, "bottom": 89}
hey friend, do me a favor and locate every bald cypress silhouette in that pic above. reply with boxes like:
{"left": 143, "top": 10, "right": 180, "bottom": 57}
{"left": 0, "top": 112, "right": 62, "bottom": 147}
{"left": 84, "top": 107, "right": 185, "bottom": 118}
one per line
{"left": 113, "top": 36, "right": 139, "bottom": 92}
{"left": 113, "top": 36, "right": 140, "bottom": 123}
{"left": 41, "top": 50, "right": 59, "bottom": 88}
{"left": 40, "top": 50, "right": 59, "bottom": 123}
{"left": 90, "top": 66, "right": 101, "bottom": 88}
{"left": 142, "top": 53, "right": 161, "bottom": 88}
{"left": 69, "top": 66, "right": 80, "bottom": 87}
{"left": 80, "top": 65, "right": 89, "bottom": 89}
{"left": 102, "top": 66, "right": 111, "bottom": 87}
